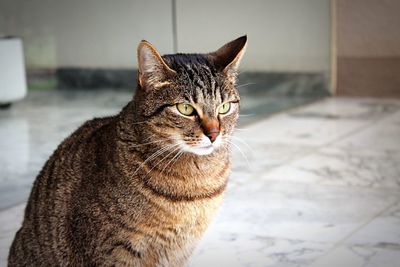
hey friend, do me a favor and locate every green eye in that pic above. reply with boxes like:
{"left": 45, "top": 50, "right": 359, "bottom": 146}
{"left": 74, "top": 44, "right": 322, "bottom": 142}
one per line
{"left": 177, "top": 103, "right": 195, "bottom": 116}
{"left": 218, "top": 102, "right": 231, "bottom": 114}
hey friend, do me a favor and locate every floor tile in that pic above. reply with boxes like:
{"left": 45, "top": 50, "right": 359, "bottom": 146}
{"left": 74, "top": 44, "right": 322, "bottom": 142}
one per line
{"left": 261, "top": 147, "right": 400, "bottom": 188}
{"left": 289, "top": 97, "right": 400, "bottom": 121}
{"left": 310, "top": 244, "right": 400, "bottom": 267}
{"left": 189, "top": 231, "right": 333, "bottom": 267}
{"left": 215, "top": 180, "right": 398, "bottom": 243}
{"left": 336, "top": 110, "right": 400, "bottom": 152}
{"left": 345, "top": 202, "right": 400, "bottom": 247}
{"left": 243, "top": 112, "right": 370, "bottom": 147}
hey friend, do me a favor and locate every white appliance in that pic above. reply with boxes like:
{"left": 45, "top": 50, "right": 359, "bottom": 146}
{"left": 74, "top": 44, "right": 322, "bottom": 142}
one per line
{"left": 0, "top": 37, "right": 27, "bottom": 106}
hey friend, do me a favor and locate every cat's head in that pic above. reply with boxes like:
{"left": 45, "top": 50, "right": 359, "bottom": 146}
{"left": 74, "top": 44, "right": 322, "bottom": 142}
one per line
{"left": 133, "top": 36, "right": 247, "bottom": 156}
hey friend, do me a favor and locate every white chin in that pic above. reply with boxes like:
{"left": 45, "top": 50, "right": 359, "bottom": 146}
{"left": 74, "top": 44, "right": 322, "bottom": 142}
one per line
{"left": 190, "top": 145, "right": 214, "bottom": 155}
{"left": 180, "top": 135, "right": 222, "bottom": 156}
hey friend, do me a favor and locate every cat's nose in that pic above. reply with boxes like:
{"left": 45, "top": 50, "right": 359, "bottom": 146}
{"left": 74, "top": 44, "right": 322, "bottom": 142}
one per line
{"left": 201, "top": 119, "right": 220, "bottom": 143}
{"left": 206, "top": 131, "right": 219, "bottom": 143}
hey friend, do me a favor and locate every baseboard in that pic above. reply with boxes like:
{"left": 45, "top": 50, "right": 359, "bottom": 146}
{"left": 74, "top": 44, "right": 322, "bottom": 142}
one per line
{"left": 27, "top": 68, "right": 330, "bottom": 97}
{"left": 56, "top": 68, "right": 137, "bottom": 89}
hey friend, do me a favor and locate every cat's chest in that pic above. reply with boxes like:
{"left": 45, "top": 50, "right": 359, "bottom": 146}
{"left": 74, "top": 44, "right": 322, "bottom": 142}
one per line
{"left": 122, "top": 196, "right": 223, "bottom": 265}
{"left": 158, "top": 197, "right": 224, "bottom": 257}
{"left": 149, "top": 194, "right": 224, "bottom": 244}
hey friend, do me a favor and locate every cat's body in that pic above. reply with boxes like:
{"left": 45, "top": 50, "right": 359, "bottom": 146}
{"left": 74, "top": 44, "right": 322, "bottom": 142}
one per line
{"left": 9, "top": 36, "right": 247, "bottom": 266}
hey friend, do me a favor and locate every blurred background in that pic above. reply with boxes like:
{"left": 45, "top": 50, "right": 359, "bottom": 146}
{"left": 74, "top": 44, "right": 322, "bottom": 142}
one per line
{"left": 1, "top": 0, "right": 400, "bottom": 266}
{"left": 1, "top": 0, "right": 331, "bottom": 102}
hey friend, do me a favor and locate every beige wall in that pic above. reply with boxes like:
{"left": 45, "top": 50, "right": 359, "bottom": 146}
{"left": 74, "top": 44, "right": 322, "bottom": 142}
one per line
{"left": 176, "top": 0, "right": 331, "bottom": 72}
{"left": 336, "top": 0, "right": 400, "bottom": 97}
{"left": 1, "top": 0, "right": 331, "bottom": 73}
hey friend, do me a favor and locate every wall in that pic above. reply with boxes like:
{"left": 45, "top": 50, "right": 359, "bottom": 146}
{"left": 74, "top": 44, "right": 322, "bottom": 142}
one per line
{"left": 176, "top": 0, "right": 330, "bottom": 72}
{"left": 336, "top": 0, "right": 400, "bottom": 97}
{"left": 0, "top": 0, "right": 331, "bottom": 73}
{"left": 0, "top": 0, "right": 174, "bottom": 69}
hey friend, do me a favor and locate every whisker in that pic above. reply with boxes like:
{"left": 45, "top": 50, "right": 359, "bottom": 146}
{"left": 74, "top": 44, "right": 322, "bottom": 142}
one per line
{"left": 128, "top": 139, "right": 171, "bottom": 148}
{"left": 132, "top": 143, "right": 177, "bottom": 176}
{"left": 239, "top": 113, "right": 255, "bottom": 117}
{"left": 171, "top": 150, "right": 185, "bottom": 172}
{"left": 142, "top": 134, "right": 155, "bottom": 142}
{"left": 225, "top": 139, "right": 251, "bottom": 169}
{"left": 236, "top": 82, "right": 255, "bottom": 88}
{"left": 231, "top": 136, "right": 253, "bottom": 154}
{"left": 145, "top": 144, "right": 181, "bottom": 176}
{"left": 159, "top": 148, "right": 183, "bottom": 176}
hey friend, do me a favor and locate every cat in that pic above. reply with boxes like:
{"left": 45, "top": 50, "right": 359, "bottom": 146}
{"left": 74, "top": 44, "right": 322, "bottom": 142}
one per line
{"left": 8, "top": 35, "right": 247, "bottom": 266}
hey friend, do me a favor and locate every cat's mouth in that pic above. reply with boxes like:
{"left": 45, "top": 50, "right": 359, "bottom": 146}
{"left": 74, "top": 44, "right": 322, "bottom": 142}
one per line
{"left": 180, "top": 135, "right": 222, "bottom": 156}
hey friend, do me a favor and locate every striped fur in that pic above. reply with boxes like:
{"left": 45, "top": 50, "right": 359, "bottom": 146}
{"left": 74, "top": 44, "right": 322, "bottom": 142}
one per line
{"left": 8, "top": 36, "right": 247, "bottom": 266}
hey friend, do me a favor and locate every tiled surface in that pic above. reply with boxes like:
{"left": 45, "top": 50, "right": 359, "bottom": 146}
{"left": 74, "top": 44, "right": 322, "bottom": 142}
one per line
{"left": 1, "top": 93, "right": 400, "bottom": 266}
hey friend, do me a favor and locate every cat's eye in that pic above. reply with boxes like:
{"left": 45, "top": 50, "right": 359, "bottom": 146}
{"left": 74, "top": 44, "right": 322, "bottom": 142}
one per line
{"left": 218, "top": 102, "right": 231, "bottom": 114}
{"left": 177, "top": 103, "right": 195, "bottom": 116}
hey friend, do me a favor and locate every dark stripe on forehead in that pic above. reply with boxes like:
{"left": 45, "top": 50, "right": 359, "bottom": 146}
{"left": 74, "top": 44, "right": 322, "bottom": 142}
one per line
{"left": 191, "top": 88, "right": 198, "bottom": 103}
{"left": 162, "top": 53, "right": 226, "bottom": 106}
{"left": 185, "top": 66, "right": 195, "bottom": 81}
{"left": 213, "top": 84, "right": 218, "bottom": 101}
{"left": 187, "top": 66, "right": 213, "bottom": 104}
{"left": 163, "top": 53, "right": 217, "bottom": 87}
{"left": 202, "top": 68, "right": 213, "bottom": 97}
{"left": 162, "top": 53, "right": 212, "bottom": 72}
{"left": 191, "top": 67, "right": 206, "bottom": 89}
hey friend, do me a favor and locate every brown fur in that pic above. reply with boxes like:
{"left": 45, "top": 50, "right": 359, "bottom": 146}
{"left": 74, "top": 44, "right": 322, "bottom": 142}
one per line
{"left": 8, "top": 36, "right": 247, "bottom": 266}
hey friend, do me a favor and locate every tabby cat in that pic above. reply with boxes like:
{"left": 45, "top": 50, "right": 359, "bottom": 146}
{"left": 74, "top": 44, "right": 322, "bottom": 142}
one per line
{"left": 8, "top": 35, "right": 247, "bottom": 266}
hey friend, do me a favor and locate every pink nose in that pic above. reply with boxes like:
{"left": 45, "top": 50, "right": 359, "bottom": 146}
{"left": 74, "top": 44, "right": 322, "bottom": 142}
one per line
{"left": 201, "top": 119, "right": 220, "bottom": 143}
{"left": 206, "top": 131, "right": 219, "bottom": 143}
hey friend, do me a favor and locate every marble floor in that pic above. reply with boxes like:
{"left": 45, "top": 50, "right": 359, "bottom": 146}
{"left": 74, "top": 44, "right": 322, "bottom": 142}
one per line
{"left": 1, "top": 91, "right": 400, "bottom": 266}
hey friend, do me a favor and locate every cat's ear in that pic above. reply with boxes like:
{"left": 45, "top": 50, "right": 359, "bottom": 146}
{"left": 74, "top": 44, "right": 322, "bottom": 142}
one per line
{"left": 208, "top": 35, "right": 247, "bottom": 84}
{"left": 137, "top": 40, "right": 176, "bottom": 90}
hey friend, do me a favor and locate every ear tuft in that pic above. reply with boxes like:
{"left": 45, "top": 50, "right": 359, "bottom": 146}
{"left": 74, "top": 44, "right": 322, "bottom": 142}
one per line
{"left": 137, "top": 40, "right": 176, "bottom": 90}
{"left": 208, "top": 35, "right": 247, "bottom": 84}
